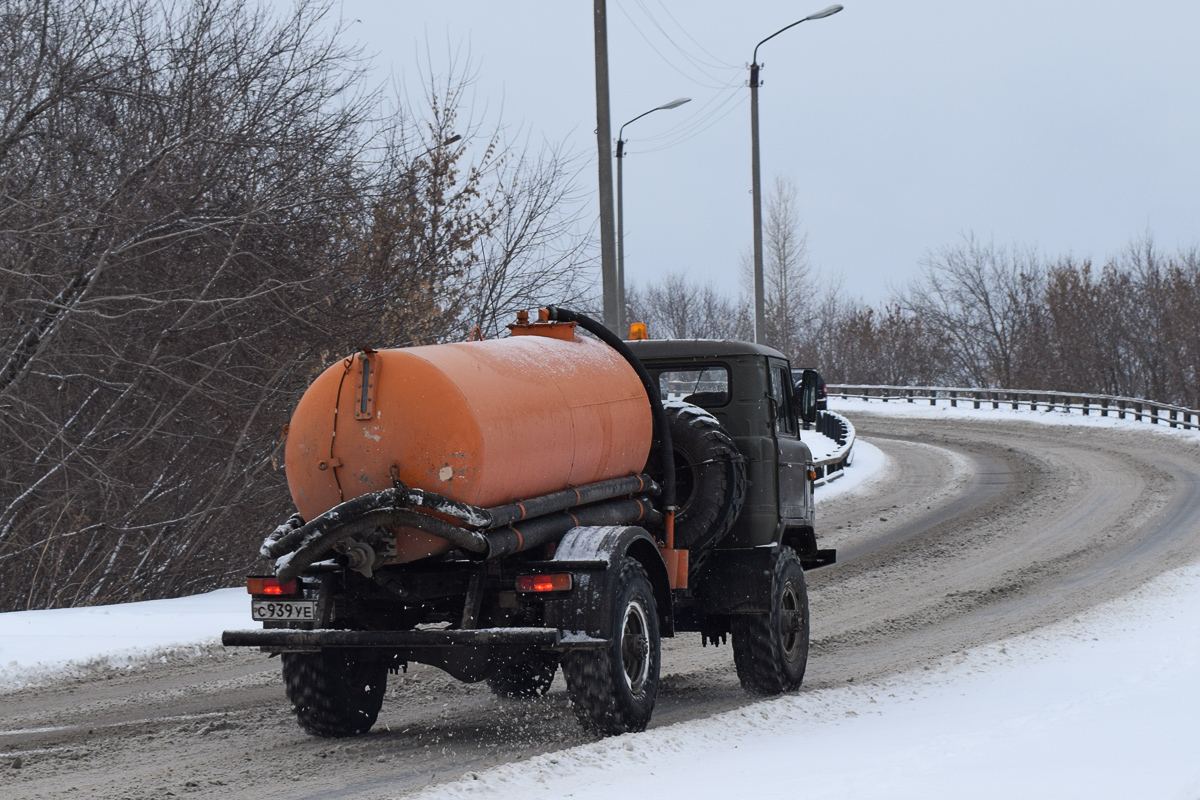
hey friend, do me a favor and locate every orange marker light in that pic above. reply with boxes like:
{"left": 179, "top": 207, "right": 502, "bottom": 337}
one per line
{"left": 628, "top": 322, "right": 648, "bottom": 341}
{"left": 246, "top": 577, "right": 298, "bottom": 596}
{"left": 515, "top": 573, "right": 573, "bottom": 593}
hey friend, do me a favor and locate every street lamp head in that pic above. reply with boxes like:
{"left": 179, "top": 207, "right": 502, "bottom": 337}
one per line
{"left": 657, "top": 97, "right": 691, "bottom": 110}
{"left": 619, "top": 97, "right": 693, "bottom": 142}
{"left": 804, "top": 4, "right": 843, "bottom": 21}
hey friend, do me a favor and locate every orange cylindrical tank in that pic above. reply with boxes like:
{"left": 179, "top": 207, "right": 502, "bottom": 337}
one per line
{"left": 284, "top": 323, "right": 653, "bottom": 563}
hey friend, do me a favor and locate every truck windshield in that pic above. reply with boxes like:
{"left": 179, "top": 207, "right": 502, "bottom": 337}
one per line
{"left": 655, "top": 366, "right": 730, "bottom": 407}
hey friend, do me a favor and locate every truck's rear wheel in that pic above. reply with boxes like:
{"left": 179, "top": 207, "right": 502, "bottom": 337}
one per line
{"left": 281, "top": 649, "right": 388, "bottom": 737}
{"left": 562, "top": 558, "right": 660, "bottom": 735}
{"left": 731, "top": 547, "right": 809, "bottom": 695}
{"left": 486, "top": 650, "right": 559, "bottom": 699}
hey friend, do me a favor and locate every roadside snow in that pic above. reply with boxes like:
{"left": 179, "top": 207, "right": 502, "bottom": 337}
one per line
{"left": 798, "top": 428, "right": 840, "bottom": 461}
{"left": 0, "top": 588, "right": 246, "bottom": 690}
{"left": 412, "top": 559, "right": 1200, "bottom": 800}
{"left": 403, "top": 401, "right": 1200, "bottom": 800}
{"left": 828, "top": 394, "right": 1200, "bottom": 443}
{"left": 812, "top": 438, "right": 886, "bottom": 504}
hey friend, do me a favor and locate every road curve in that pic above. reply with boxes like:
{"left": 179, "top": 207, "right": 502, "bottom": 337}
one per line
{"left": 3, "top": 414, "right": 1199, "bottom": 799}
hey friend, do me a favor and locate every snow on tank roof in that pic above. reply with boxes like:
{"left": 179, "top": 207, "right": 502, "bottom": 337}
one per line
{"left": 626, "top": 338, "right": 787, "bottom": 360}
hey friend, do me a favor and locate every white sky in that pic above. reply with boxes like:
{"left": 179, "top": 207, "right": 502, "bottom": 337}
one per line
{"left": 337, "top": 0, "right": 1200, "bottom": 304}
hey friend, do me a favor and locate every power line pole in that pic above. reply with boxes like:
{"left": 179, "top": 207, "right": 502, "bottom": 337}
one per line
{"left": 749, "top": 5, "right": 844, "bottom": 345}
{"left": 750, "top": 60, "right": 765, "bottom": 344}
{"left": 593, "top": 0, "right": 619, "bottom": 332}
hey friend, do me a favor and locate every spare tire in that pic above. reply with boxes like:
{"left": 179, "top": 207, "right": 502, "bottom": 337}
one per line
{"left": 653, "top": 402, "right": 746, "bottom": 561}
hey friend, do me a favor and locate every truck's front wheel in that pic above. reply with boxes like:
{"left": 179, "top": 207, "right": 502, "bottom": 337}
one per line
{"left": 281, "top": 649, "right": 388, "bottom": 737}
{"left": 731, "top": 547, "right": 809, "bottom": 695}
{"left": 562, "top": 558, "right": 660, "bottom": 735}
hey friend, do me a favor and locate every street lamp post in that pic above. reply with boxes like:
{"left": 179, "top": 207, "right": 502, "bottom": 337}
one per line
{"left": 749, "top": 4, "right": 842, "bottom": 344}
{"left": 616, "top": 97, "right": 691, "bottom": 336}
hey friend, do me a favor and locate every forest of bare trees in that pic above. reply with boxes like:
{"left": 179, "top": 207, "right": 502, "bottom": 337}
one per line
{"left": 0, "top": 0, "right": 593, "bottom": 610}
{"left": 632, "top": 188, "right": 1200, "bottom": 409}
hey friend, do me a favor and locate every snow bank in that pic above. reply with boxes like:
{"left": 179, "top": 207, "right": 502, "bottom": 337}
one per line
{"left": 411, "top": 559, "right": 1200, "bottom": 800}
{"left": 812, "top": 438, "right": 885, "bottom": 504}
{"left": 0, "top": 588, "right": 247, "bottom": 690}
{"left": 799, "top": 427, "right": 840, "bottom": 461}
{"left": 829, "top": 394, "right": 1200, "bottom": 442}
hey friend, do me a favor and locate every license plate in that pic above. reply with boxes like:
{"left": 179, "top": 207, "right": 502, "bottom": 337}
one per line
{"left": 252, "top": 600, "right": 316, "bottom": 622}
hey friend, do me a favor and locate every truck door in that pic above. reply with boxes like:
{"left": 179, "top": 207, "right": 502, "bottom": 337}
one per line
{"left": 769, "top": 359, "right": 809, "bottom": 522}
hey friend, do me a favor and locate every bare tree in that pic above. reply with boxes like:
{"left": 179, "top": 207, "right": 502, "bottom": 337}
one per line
{"left": 0, "top": 0, "right": 370, "bottom": 610}
{"left": 905, "top": 235, "right": 1044, "bottom": 387}
{"left": 627, "top": 272, "right": 751, "bottom": 340}
{"left": 1042, "top": 257, "right": 1129, "bottom": 396}
{"left": 461, "top": 140, "right": 596, "bottom": 339}
{"left": 0, "top": 1, "right": 608, "bottom": 611}
{"left": 741, "top": 175, "right": 811, "bottom": 359}
{"left": 347, "top": 74, "right": 497, "bottom": 349}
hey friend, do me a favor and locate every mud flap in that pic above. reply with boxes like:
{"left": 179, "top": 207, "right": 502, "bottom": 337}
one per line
{"left": 690, "top": 547, "right": 777, "bottom": 615}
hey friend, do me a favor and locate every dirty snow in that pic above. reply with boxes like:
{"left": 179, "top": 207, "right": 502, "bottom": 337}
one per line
{"left": 0, "top": 589, "right": 247, "bottom": 690}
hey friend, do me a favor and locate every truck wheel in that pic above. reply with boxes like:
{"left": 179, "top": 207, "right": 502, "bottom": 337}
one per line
{"left": 731, "top": 547, "right": 809, "bottom": 695}
{"left": 561, "top": 558, "right": 660, "bottom": 735}
{"left": 486, "top": 651, "right": 559, "bottom": 699}
{"left": 659, "top": 402, "right": 745, "bottom": 556}
{"left": 281, "top": 649, "right": 388, "bottom": 737}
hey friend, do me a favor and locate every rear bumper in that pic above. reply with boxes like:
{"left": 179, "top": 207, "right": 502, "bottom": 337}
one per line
{"left": 222, "top": 626, "right": 598, "bottom": 652}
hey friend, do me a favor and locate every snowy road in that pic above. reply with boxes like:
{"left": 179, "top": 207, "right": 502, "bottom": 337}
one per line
{"left": 3, "top": 413, "right": 1199, "bottom": 799}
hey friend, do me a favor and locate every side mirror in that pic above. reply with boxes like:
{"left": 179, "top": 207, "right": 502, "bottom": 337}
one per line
{"left": 795, "top": 369, "right": 819, "bottom": 425}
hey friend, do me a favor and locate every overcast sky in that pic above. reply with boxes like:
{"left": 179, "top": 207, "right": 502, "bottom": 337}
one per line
{"left": 339, "top": 0, "right": 1200, "bottom": 304}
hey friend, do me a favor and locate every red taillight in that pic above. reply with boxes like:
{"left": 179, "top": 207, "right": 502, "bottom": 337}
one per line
{"left": 246, "top": 577, "right": 298, "bottom": 596}
{"left": 515, "top": 573, "right": 573, "bottom": 593}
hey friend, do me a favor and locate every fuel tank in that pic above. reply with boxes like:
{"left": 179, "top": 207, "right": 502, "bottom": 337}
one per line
{"left": 284, "top": 321, "right": 653, "bottom": 563}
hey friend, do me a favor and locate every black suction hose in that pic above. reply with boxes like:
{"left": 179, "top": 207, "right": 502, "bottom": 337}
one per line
{"left": 545, "top": 306, "right": 676, "bottom": 513}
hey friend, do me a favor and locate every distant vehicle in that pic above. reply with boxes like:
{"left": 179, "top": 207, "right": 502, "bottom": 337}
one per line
{"left": 792, "top": 368, "right": 827, "bottom": 411}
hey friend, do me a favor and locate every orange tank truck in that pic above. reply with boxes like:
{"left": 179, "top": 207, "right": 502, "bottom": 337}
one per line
{"left": 284, "top": 320, "right": 653, "bottom": 563}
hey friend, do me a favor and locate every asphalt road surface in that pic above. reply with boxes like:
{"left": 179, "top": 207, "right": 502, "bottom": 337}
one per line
{"left": 3, "top": 414, "right": 1199, "bottom": 799}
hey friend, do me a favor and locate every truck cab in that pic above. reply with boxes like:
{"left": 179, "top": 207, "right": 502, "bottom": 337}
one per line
{"left": 628, "top": 339, "right": 832, "bottom": 569}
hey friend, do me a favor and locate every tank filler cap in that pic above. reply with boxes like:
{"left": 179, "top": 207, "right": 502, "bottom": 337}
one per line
{"left": 507, "top": 309, "right": 578, "bottom": 341}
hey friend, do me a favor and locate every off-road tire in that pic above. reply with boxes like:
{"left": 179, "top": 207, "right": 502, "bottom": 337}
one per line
{"left": 657, "top": 402, "right": 746, "bottom": 556}
{"left": 486, "top": 650, "right": 559, "bottom": 699}
{"left": 281, "top": 649, "right": 388, "bottom": 737}
{"left": 731, "top": 547, "right": 809, "bottom": 695}
{"left": 561, "top": 558, "right": 660, "bottom": 735}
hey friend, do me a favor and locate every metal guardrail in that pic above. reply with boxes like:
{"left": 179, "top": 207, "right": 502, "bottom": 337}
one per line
{"left": 810, "top": 409, "right": 856, "bottom": 487}
{"left": 828, "top": 384, "right": 1200, "bottom": 431}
